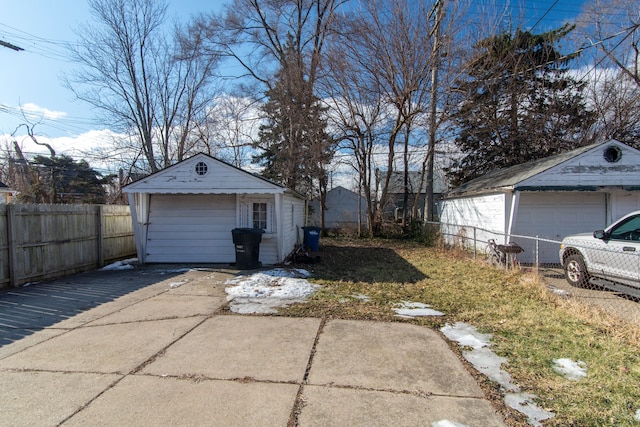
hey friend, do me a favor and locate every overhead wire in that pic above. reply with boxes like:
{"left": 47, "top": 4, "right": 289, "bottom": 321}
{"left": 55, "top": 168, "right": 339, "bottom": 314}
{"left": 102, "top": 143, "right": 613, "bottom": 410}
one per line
{"left": 1, "top": 2, "right": 636, "bottom": 168}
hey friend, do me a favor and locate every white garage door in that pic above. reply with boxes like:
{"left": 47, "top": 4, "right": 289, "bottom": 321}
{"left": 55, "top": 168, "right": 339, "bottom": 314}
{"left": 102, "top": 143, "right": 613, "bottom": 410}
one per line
{"left": 513, "top": 193, "right": 606, "bottom": 264}
{"left": 145, "top": 194, "right": 236, "bottom": 263}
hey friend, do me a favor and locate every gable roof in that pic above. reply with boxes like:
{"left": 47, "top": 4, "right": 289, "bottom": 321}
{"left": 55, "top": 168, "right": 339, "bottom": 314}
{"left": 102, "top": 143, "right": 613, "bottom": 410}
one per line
{"left": 123, "top": 152, "right": 304, "bottom": 198}
{"left": 0, "top": 181, "right": 7, "bottom": 188}
{"left": 384, "top": 170, "right": 448, "bottom": 194}
{"left": 447, "top": 140, "right": 640, "bottom": 197}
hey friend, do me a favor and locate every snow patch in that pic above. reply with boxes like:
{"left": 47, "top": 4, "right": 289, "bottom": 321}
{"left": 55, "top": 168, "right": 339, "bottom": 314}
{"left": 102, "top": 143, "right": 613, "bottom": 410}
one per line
{"left": 431, "top": 421, "right": 469, "bottom": 427}
{"left": 100, "top": 258, "right": 136, "bottom": 270}
{"left": 504, "top": 393, "right": 556, "bottom": 427}
{"left": 548, "top": 286, "right": 570, "bottom": 297}
{"left": 552, "top": 358, "right": 587, "bottom": 380}
{"left": 225, "top": 268, "right": 319, "bottom": 314}
{"left": 169, "top": 280, "right": 188, "bottom": 289}
{"left": 634, "top": 409, "right": 640, "bottom": 421}
{"left": 441, "top": 322, "right": 555, "bottom": 426}
{"left": 393, "top": 301, "right": 445, "bottom": 317}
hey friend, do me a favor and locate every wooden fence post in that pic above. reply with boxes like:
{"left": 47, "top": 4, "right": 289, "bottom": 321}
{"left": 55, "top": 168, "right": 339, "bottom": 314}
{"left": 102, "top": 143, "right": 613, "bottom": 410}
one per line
{"left": 7, "top": 204, "right": 18, "bottom": 288}
{"left": 97, "top": 205, "right": 104, "bottom": 268}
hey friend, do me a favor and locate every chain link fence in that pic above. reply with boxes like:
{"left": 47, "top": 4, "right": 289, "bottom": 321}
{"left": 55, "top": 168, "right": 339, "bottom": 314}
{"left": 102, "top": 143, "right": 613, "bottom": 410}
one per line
{"left": 434, "top": 220, "right": 640, "bottom": 327}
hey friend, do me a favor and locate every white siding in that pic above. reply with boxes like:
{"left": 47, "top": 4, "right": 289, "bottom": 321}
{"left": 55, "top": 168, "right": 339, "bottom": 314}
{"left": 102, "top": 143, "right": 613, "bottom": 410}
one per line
{"left": 145, "top": 194, "right": 236, "bottom": 263}
{"left": 282, "top": 195, "right": 306, "bottom": 257}
{"left": 521, "top": 142, "right": 640, "bottom": 188}
{"left": 124, "top": 154, "right": 282, "bottom": 194}
{"left": 610, "top": 191, "right": 640, "bottom": 222}
{"left": 512, "top": 193, "right": 606, "bottom": 264}
{"left": 440, "top": 193, "right": 507, "bottom": 248}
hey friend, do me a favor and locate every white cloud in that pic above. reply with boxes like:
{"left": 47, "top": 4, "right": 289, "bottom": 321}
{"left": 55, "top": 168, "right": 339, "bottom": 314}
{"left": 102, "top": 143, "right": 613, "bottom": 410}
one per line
{"left": 21, "top": 103, "right": 68, "bottom": 120}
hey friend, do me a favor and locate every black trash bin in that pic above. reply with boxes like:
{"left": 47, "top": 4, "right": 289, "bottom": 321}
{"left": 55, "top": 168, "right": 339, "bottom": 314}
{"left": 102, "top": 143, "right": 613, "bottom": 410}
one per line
{"left": 231, "top": 228, "right": 264, "bottom": 269}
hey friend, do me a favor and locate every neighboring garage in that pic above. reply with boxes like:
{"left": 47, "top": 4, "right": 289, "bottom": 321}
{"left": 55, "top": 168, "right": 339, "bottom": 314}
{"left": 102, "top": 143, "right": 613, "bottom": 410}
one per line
{"left": 440, "top": 140, "right": 640, "bottom": 264}
{"left": 123, "top": 153, "right": 307, "bottom": 265}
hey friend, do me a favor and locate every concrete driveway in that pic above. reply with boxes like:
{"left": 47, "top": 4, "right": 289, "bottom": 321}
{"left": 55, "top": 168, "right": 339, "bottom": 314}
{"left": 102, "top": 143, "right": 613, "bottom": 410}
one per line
{"left": 0, "top": 264, "right": 505, "bottom": 426}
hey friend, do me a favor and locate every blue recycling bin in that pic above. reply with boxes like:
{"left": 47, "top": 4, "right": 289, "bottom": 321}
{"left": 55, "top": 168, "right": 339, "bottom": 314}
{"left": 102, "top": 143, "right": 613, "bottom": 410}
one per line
{"left": 302, "top": 226, "right": 321, "bottom": 252}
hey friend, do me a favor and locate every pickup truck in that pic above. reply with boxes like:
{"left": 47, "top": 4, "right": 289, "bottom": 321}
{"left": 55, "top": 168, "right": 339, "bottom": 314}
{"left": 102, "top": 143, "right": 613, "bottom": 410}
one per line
{"left": 559, "top": 211, "right": 640, "bottom": 291}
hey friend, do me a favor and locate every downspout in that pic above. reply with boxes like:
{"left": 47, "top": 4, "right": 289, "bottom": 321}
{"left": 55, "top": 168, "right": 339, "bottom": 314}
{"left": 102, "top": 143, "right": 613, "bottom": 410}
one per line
{"left": 275, "top": 193, "right": 283, "bottom": 263}
{"left": 506, "top": 190, "right": 520, "bottom": 244}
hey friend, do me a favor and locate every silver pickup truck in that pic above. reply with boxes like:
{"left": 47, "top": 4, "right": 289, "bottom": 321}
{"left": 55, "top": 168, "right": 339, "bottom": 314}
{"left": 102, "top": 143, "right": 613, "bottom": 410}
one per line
{"left": 559, "top": 211, "right": 640, "bottom": 291}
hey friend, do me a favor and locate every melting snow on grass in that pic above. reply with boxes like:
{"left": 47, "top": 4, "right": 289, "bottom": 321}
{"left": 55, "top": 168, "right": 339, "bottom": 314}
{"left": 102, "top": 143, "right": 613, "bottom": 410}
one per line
{"left": 225, "top": 268, "right": 319, "bottom": 314}
{"left": 393, "top": 301, "right": 445, "bottom": 317}
{"left": 441, "top": 322, "right": 555, "bottom": 427}
{"left": 552, "top": 358, "right": 587, "bottom": 380}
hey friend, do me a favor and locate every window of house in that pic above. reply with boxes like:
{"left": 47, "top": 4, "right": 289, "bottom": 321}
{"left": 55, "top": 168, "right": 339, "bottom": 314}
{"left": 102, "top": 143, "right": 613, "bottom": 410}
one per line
{"left": 253, "top": 202, "right": 268, "bottom": 230}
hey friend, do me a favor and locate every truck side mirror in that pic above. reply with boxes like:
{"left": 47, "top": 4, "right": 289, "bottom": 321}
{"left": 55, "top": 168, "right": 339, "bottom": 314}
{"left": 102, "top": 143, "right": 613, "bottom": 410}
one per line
{"left": 593, "top": 230, "right": 606, "bottom": 240}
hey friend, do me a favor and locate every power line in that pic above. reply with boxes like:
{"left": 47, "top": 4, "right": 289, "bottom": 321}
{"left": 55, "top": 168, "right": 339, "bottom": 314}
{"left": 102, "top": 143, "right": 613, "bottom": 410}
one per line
{"left": 0, "top": 39, "right": 23, "bottom": 51}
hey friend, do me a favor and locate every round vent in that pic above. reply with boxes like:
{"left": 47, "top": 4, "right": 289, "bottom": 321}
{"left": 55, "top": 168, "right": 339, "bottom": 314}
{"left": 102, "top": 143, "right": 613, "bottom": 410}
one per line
{"left": 603, "top": 145, "right": 622, "bottom": 163}
{"left": 195, "top": 161, "right": 208, "bottom": 176}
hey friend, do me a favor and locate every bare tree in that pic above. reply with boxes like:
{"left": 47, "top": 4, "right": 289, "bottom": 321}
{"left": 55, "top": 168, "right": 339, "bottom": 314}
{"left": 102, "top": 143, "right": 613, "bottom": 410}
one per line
{"left": 326, "top": 0, "right": 437, "bottom": 232}
{"left": 200, "top": 0, "right": 345, "bottom": 90}
{"left": 321, "top": 41, "right": 386, "bottom": 235}
{"left": 577, "top": 0, "right": 640, "bottom": 147}
{"left": 65, "top": 0, "right": 220, "bottom": 173}
{"left": 205, "top": 95, "right": 262, "bottom": 167}
{"left": 194, "top": 0, "right": 343, "bottom": 228}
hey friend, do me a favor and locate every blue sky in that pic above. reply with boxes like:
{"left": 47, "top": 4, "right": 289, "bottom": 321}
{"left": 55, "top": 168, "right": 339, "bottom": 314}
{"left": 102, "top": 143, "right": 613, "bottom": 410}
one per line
{"left": 1, "top": 0, "right": 588, "bottom": 142}
{"left": 0, "top": 0, "right": 228, "bottom": 140}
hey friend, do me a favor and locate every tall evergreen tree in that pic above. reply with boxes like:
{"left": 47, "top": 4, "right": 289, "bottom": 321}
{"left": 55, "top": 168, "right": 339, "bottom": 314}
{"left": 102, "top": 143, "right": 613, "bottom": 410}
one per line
{"left": 447, "top": 24, "right": 594, "bottom": 186}
{"left": 16, "top": 155, "right": 112, "bottom": 204}
{"left": 254, "top": 35, "right": 333, "bottom": 199}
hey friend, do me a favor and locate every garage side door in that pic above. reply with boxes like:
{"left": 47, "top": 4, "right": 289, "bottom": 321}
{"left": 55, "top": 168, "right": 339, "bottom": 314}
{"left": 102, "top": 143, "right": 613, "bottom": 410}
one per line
{"left": 513, "top": 193, "right": 606, "bottom": 264}
{"left": 146, "top": 194, "right": 236, "bottom": 263}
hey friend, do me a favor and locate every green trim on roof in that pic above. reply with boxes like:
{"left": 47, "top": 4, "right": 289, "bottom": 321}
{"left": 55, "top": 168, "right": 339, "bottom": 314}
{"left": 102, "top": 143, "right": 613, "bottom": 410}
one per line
{"left": 515, "top": 185, "right": 600, "bottom": 192}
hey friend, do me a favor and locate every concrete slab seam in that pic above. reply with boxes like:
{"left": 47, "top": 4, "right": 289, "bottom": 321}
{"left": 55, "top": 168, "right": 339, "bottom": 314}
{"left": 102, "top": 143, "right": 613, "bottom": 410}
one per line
{"left": 0, "top": 286, "right": 176, "bottom": 361}
{"left": 55, "top": 374, "right": 126, "bottom": 426}
{"left": 287, "top": 315, "right": 327, "bottom": 427}
{"left": 57, "top": 314, "right": 213, "bottom": 425}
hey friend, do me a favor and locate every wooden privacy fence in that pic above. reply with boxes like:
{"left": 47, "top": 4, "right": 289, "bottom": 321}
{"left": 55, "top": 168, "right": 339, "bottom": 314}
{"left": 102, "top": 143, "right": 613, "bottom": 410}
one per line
{"left": 0, "top": 204, "right": 136, "bottom": 289}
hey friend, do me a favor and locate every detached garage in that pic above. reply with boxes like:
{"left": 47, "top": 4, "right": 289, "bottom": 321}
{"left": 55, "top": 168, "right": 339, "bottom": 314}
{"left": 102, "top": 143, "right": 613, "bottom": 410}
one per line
{"left": 123, "top": 153, "right": 307, "bottom": 265}
{"left": 440, "top": 140, "right": 640, "bottom": 264}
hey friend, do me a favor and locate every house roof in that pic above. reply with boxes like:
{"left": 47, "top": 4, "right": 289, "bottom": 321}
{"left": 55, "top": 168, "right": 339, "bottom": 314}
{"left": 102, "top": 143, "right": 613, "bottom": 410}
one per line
{"left": 384, "top": 170, "right": 448, "bottom": 194}
{"left": 123, "top": 152, "right": 305, "bottom": 198}
{"left": 0, "top": 181, "right": 7, "bottom": 188}
{"left": 447, "top": 140, "right": 639, "bottom": 197}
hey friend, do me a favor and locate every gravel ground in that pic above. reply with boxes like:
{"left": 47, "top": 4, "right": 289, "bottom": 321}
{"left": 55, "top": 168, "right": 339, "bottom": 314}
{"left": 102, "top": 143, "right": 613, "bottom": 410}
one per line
{"left": 537, "top": 267, "right": 640, "bottom": 327}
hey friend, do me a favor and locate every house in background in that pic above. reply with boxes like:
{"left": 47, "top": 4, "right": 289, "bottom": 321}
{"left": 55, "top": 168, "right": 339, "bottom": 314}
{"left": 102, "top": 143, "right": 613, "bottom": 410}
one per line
{"left": 307, "top": 186, "right": 368, "bottom": 232}
{"left": 123, "top": 153, "right": 307, "bottom": 265}
{"left": 378, "top": 170, "right": 448, "bottom": 221}
{"left": 440, "top": 140, "right": 640, "bottom": 264}
{"left": 0, "top": 181, "right": 14, "bottom": 204}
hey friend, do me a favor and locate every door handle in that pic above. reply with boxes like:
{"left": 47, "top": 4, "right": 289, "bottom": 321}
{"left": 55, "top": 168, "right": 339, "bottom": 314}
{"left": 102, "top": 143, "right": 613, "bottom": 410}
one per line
{"left": 622, "top": 247, "right": 636, "bottom": 252}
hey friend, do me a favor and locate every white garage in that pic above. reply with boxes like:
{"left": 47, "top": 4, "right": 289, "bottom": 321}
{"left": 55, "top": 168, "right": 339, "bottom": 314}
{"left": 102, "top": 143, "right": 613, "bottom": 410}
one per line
{"left": 440, "top": 140, "right": 640, "bottom": 264}
{"left": 124, "top": 153, "right": 307, "bottom": 265}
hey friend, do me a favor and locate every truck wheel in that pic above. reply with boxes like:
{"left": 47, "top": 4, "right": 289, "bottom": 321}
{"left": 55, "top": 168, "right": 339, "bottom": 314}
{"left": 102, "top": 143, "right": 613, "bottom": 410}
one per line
{"left": 564, "top": 254, "right": 590, "bottom": 287}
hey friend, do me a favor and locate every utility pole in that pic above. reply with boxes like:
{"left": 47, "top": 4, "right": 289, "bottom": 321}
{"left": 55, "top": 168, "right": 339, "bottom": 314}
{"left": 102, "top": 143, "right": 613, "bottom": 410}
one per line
{"left": 425, "top": 0, "right": 443, "bottom": 222}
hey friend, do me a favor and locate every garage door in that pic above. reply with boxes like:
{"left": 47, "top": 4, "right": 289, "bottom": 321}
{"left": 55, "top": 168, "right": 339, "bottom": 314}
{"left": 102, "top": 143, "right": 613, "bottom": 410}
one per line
{"left": 145, "top": 194, "right": 236, "bottom": 263}
{"left": 512, "top": 193, "right": 606, "bottom": 264}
